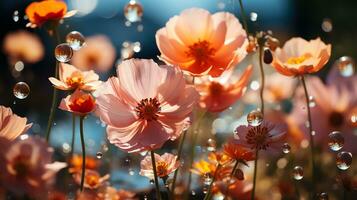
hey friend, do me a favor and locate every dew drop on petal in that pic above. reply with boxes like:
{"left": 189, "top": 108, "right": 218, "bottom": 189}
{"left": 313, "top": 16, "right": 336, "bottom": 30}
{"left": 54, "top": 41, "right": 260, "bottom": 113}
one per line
{"left": 55, "top": 43, "right": 73, "bottom": 62}
{"left": 336, "top": 151, "right": 352, "bottom": 170}
{"left": 292, "top": 166, "right": 304, "bottom": 180}
{"left": 206, "top": 138, "right": 217, "bottom": 152}
{"left": 318, "top": 192, "right": 329, "bottom": 200}
{"left": 124, "top": 0, "right": 143, "bottom": 23}
{"left": 66, "top": 31, "right": 85, "bottom": 51}
{"left": 328, "top": 131, "right": 344, "bottom": 151}
{"left": 321, "top": 18, "right": 333, "bottom": 32}
{"left": 13, "top": 82, "right": 30, "bottom": 99}
{"left": 335, "top": 56, "right": 355, "bottom": 77}
{"left": 282, "top": 143, "right": 291, "bottom": 154}
{"left": 96, "top": 152, "right": 103, "bottom": 159}
{"left": 247, "top": 109, "right": 263, "bottom": 127}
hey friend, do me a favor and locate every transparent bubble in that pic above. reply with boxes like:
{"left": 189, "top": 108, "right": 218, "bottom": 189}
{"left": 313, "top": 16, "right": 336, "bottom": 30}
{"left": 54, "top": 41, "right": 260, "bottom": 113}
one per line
{"left": 128, "top": 168, "right": 135, "bottom": 175}
{"left": 309, "top": 96, "right": 316, "bottom": 108}
{"left": 62, "top": 143, "right": 71, "bottom": 153}
{"left": 66, "top": 31, "right": 85, "bottom": 51}
{"left": 282, "top": 143, "right": 291, "bottom": 154}
{"left": 328, "top": 131, "right": 344, "bottom": 151}
{"left": 13, "top": 82, "right": 30, "bottom": 99}
{"left": 336, "top": 151, "right": 352, "bottom": 170}
{"left": 321, "top": 18, "right": 333, "bottom": 32}
{"left": 292, "top": 166, "right": 304, "bottom": 180}
{"left": 335, "top": 56, "right": 355, "bottom": 77}
{"left": 247, "top": 109, "right": 263, "bottom": 126}
{"left": 55, "top": 43, "right": 73, "bottom": 62}
{"left": 13, "top": 10, "right": 19, "bottom": 22}
{"left": 318, "top": 192, "right": 328, "bottom": 200}
{"left": 124, "top": 0, "right": 143, "bottom": 23}
{"left": 14, "top": 61, "right": 24, "bottom": 72}
{"left": 96, "top": 152, "right": 103, "bottom": 159}
{"left": 250, "top": 12, "right": 258, "bottom": 22}
{"left": 191, "top": 190, "right": 196, "bottom": 196}
{"left": 206, "top": 138, "right": 217, "bottom": 152}
{"left": 250, "top": 80, "right": 260, "bottom": 91}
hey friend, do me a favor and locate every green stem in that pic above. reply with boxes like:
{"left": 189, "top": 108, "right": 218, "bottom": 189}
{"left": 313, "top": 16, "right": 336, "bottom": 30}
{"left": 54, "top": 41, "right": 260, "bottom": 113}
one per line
{"left": 45, "top": 28, "right": 60, "bottom": 142}
{"left": 238, "top": 0, "right": 249, "bottom": 37}
{"left": 71, "top": 114, "right": 76, "bottom": 158}
{"left": 300, "top": 75, "right": 316, "bottom": 192}
{"left": 258, "top": 46, "right": 265, "bottom": 115}
{"left": 251, "top": 150, "right": 259, "bottom": 200}
{"left": 79, "top": 116, "right": 86, "bottom": 191}
{"left": 151, "top": 151, "right": 162, "bottom": 200}
{"left": 203, "top": 164, "right": 221, "bottom": 200}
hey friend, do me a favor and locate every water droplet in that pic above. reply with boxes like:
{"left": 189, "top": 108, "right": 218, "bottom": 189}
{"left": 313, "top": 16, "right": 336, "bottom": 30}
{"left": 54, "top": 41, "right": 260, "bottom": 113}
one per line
{"left": 124, "top": 0, "right": 143, "bottom": 23}
{"left": 335, "top": 56, "right": 355, "bottom": 77}
{"left": 203, "top": 173, "right": 212, "bottom": 185}
{"left": 328, "top": 131, "right": 344, "bottom": 151}
{"left": 128, "top": 168, "right": 135, "bottom": 175}
{"left": 101, "top": 144, "right": 109, "bottom": 152}
{"left": 13, "top": 82, "right": 30, "bottom": 99}
{"left": 206, "top": 138, "right": 216, "bottom": 152}
{"left": 150, "top": 179, "right": 154, "bottom": 184}
{"left": 55, "top": 43, "right": 73, "bottom": 62}
{"left": 292, "top": 166, "right": 304, "bottom": 180}
{"left": 250, "top": 80, "right": 260, "bottom": 91}
{"left": 96, "top": 152, "right": 103, "bottom": 159}
{"left": 19, "top": 134, "right": 29, "bottom": 140}
{"left": 250, "top": 12, "right": 258, "bottom": 22}
{"left": 282, "top": 143, "right": 291, "bottom": 154}
{"left": 309, "top": 96, "right": 316, "bottom": 108}
{"left": 144, "top": 195, "right": 148, "bottom": 200}
{"left": 14, "top": 61, "right": 24, "bottom": 72}
{"left": 13, "top": 10, "right": 19, "bottom": 22}
{"left": 263, "top": 48, "right": 273, "bottom": 64}
{"left": 137, "top": 24, "right": 144, "bottom": 32}
{"left": 247, "top": 110, "right": 263, "bottom": 126}
{"left": 321, "top": 18, "right": 333, "bottom": 32}
{"left": 203, "top": 187, "right": 208, "bottom": 194}
{"left": 318, "top": 192, "right": 328, "bottom": 200}
{"left": 191, "top": 190, "right": 196, "bottom": 196}
{"left": 66, "top": 31, "right": 85, "bottom": 51}
{"left": 62, "top": 143, "right": 71, "bottom": 153}
{"left": 336, "top": 151, "right": 352, "bottom": 170}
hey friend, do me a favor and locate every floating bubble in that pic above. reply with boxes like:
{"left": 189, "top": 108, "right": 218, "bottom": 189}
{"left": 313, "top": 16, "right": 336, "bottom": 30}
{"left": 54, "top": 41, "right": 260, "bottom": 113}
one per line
{"left": 13, "top": 10, "right": 19, "bottom": 22}
{"left": 128, "top": 168, "right": 135, "bottom": 175}
{"left": 250, "top": 80, "right": 260, "bottom": 91}
{"left": 328, "top": 131, "right": 344, "bottom": 151}
{"left": 55, "top": 43, "right": 73, "bottom": 62}
{"left": 14, "top": 61, "right": 24, "bottom": 72}
{"left": 247, "top": 110, "right": 263, "bottom": 126}
{"left": 250, "top": 12, "right": 258, "bottom": 22}
{"left": 292, "top": 166, "right": 304, "bottom": 180}
{"left": 318, "top": 192, "right": 329, "bottom": 200}
{"left": 124, "top": 0, "right": 143, "bottom": 23}
{"left": 191, "top": 190, "right": 196, "bottom": 196}
{"left": 206, "top": 138, "right": 217, "bottom": 152}
{"left": 336, "top": 151, "right": 352, "bottom": 170}
{"left": 309, "top": 96, "right": 316, "bottom": 108}
{"left": 66, "top": 31, "right": 85, "bottom": 51}
{"left": 62, "top": 143, "right": 71, "bottom": 153}
{"left": 96, "top": 152, "right": 103, "bottom": 159}
{"left": 321, "top": 18, "right": 333, "bottom": 32}
{"left": 282, "top": 143, "right": 291, "bottom": 154}
{"left": 335, "top": 56, "right": 355, "bottom": 77}
{"left": 13, "top": 82, "right": 30, "bottom": 99}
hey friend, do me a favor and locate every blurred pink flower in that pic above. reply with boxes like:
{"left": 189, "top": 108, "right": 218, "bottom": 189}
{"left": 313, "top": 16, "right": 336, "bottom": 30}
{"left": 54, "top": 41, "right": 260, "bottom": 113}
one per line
{"left": 3, "top": 30, "right": 44, "bottom": 64}
{"left": 49, "top": 63, "right": 102, "bottom": 91}
{"left": 98, "top": 186, "right": 137, "bottom": 200}
{"left": 140, "top": 153, "right": 180, "bottom": 179}
{"left": 234, "top": 121, "right": 287, "bottom": 151}
{"left": 195, "top": 65, "right": 252, "bottom": 112}
{"left": 59, "top": 89, "right": 96, "bottom": 115}
{"left": 0, "top": 136, "right": 66, "bottom": 198}
{"left": 73, "top": 170, "right": 109, "bottom": 190}
{"left": 95, "top": 59, "right": 199, "bottom": 153}
{"left": 271, "top": 37, "right": 331, "bottom": 76}
{"left": 71, "top": 35, "right": 116, "bottom": 73}
{"left": 290, "top": 74, "right": 357, "bottom": 152}
{"left": 156, "top": 8, "right": 248, "bottom": 77}
{"left": 0, "top": 106, "right": 32, "bottom": 140}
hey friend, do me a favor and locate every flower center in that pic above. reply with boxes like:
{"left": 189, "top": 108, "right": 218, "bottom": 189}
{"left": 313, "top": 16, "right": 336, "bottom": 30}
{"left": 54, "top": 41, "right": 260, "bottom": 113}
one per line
{"left": 135, "top": 98, "right": 161, "bottom": 121}
{"left": 86, "top": 173, "right": 100, "bottom": 188}
{"left": 286, "top": 53, "right": 312, "bottom": 65}
{"left": 66, "top": 74, "right": 84, "bottom": 88}
{"left": 156, "top": 161, "right": 169, "bottom": 177}
{"left": 69, "top": 94, "right": 95, "bottom": 114}
{"left": 245, "top": 125, "right": 272, "bottom": 150}
{"left": 329, "top": 111, "right": 345, "bottom": 128}
{"left": 209, "top": 82, "right": 223, "bottom": 96}
{"left": 186, "top": 40, "right": 216, "bottom": 67}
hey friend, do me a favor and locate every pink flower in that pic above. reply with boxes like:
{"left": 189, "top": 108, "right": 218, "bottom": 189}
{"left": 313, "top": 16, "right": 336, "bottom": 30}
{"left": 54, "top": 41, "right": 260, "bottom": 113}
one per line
{"left": 195, "top": 65, "right": 252, "bottom": 112}
{"left": 59, "top": 89, "right": 96, "bottom": 115}
{"left": 49, "top": 63, "right": 102, "bottom": 91}
{"left": 0, "top": 106, "right": 32, "bottom": 140}
{"left": 156, "top": 8, "right": 247, "bottom": 77}
{"left": 95, "top": 59, "right": 199, "bottom": 152}
{"left": 71, "top": 35, "right": 116, "bottom": 73}
{"left": 234, "top": 121, "right": 287, "bottom": 151}
{"left": 140, "top": 153, "right": 180, "bottom": 179}
{"left": 0, "top": 136, "right": 66, "bottom": 198}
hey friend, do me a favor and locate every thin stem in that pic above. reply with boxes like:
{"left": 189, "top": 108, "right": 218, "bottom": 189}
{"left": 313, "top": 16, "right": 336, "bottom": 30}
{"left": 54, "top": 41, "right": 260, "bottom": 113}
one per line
{"left": 258, "top": 46, "right": 265, "bottom": 115}
{"left": 162, "top": 177, "right": 172, "bottom": 197}
{"left": 251, "top": 150, "right": 259, "bottom": 200}
{"left": 238, "top": 0, "right": 249, "bottom": 37}
{"left": 170, "top": 130, "right": 188, "bottom": 198}
{"left": 203, "top": 164, "right": 221, "bottom": 200}
{"left": 79, "top": 116, "right": 86, "bottom": 191}
{"left": 45, "top": 28, "right": 60, "bottom": 142}
{"left": 223, "top": 160, "right": 240, "bottom": 200}
{"left": 71, "top": 114, "right": 76, "bottom": 158}
{"left": 151, "top": 151, "right": 162, "bottom": 200}
{"left": 300, "top": 75, "right": 316, "bottom": 192}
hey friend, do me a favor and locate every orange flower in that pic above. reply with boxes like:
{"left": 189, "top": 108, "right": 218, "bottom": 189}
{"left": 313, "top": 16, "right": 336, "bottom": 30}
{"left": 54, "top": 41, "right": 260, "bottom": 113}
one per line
{"left": 139, "top": 153, "right": 180, "bottom": 179}
{"left": 73, "top": 170, "right": 109, "bottom": 189}
{"left": 223, "top": 142, "right": 255, "bottom": 163}
{"left": 195, "top": 65, "right": 252, "bottom": 112}
{"left": 59, "top": 89, "right": 96, "bottom": 115}
{"left": 69, "top": 155, "right": 98, "bottom": 173}
{"left": 271, "top": 37, "right": 331, "bottom": 76}
{"left": 191, "top": 160, "right": 217, "bottom": 176}
{"left": 156, "top": 8, "right": 248, "bottom": 77}
{"left": 25, "top": 0, "right": 76, "bottom": 28}
{"left": 208, "top": 152, "right": 232, "bottom": 165}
